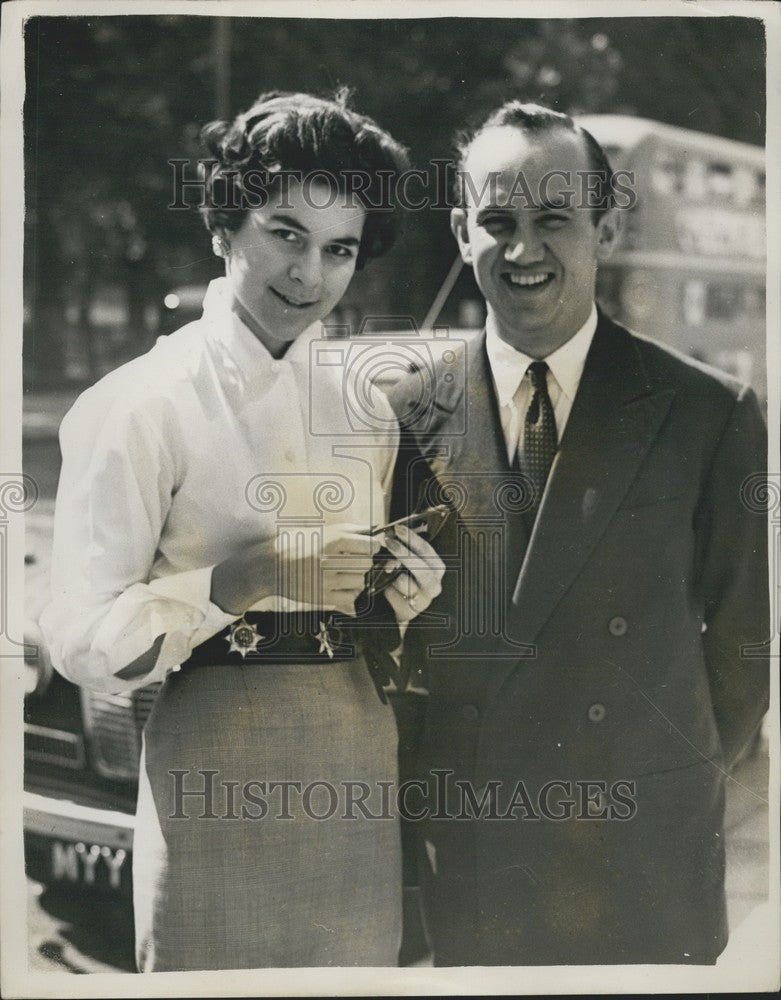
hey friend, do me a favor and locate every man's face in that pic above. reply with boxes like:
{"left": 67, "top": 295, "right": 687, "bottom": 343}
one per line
{"left": 451, "top": 125, "right": 619, "bottom": 357}
{"left": 225, "top": 179, "right": 365, "bottom": 355}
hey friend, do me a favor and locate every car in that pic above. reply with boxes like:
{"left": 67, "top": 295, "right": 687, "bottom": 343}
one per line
{"left": 24, "top": 612, "right": 157, "bottom": 900}
{"left": 22, "top": 455, "right": 149, "bottom": 905}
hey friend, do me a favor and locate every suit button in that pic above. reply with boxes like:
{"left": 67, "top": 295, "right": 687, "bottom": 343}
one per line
{"left": 461, "top": 704, "right": 479, "bottom": 722}
{"left": 587, "top": 702, "right": 607, "bottom": 723}
{"left": 608, "top": 616, "right": 628, "bottom": 636}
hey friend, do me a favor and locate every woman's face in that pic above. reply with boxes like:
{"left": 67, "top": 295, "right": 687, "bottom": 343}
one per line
{"left": 225, "top": 179, "right": 366, "bottom": 355}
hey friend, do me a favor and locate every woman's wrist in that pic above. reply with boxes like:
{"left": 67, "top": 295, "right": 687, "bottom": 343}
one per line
{"left": 209, "top": 539, "right": 277, "bottom": 615}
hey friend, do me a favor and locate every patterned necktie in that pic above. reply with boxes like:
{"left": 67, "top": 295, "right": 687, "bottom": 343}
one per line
{"left": 519, "top": 361, "right": 558, "bottom": 524}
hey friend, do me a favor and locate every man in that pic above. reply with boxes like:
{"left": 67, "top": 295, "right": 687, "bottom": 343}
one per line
{"left": 387, "top": 103, "right": 769, "bottom": 965}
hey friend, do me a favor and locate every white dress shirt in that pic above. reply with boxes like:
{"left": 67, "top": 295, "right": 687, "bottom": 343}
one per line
{"left": 40, "top": 278, "right": 398, "bottom": 694}
{"left": 485, "top": 305, "right": 598, "bottom": 463}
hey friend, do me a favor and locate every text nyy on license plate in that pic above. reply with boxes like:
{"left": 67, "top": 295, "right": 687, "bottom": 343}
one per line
{"left": 49, "top": 839, "right": 129, "bottom": 891}
{"left": 24, "top": 796, "right": 135, "bottom": 895}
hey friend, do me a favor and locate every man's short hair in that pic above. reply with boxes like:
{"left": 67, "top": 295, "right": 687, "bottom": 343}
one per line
{"left": 454, "top": 101, "right": 615, "bottom": 221}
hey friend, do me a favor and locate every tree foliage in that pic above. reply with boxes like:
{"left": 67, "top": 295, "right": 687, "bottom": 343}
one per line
{"left": 23, "top": 14, "right": 765, "bottom": 380}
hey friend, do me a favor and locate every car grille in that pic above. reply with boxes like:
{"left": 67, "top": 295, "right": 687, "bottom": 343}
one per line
{"left": 24, "top": 724, "right": 85, "bottom": 769}
{"left": 80, "top": 684, "right": 161, "bottom": 781}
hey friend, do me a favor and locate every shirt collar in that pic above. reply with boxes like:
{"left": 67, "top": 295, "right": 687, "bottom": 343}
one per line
{"left": 201, "top": 277, "right": 320, "bottom": 374}
{"left": 485, "top": 304, "right": 598, "bottom": 406}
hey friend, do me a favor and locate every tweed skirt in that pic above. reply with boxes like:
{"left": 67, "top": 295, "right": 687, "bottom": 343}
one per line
{"left": 133, "top": 655, "right": 402, "bottom": 971}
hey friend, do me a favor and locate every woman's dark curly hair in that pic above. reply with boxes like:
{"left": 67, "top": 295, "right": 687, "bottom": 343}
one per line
{"left": 200, "top": 89, "right": 410, "bottom": 269}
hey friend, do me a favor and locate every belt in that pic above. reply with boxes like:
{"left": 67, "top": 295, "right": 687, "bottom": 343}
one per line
{"left": 184, "top": 612, "right": 359, "bottom": 667}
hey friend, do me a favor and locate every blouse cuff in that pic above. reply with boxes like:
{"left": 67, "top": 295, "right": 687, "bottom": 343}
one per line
{"left": 149, "top": 566, "right": 238, "bottom": 675}
{"left": 87, "top": 567, "right": 237, "bottom": 688}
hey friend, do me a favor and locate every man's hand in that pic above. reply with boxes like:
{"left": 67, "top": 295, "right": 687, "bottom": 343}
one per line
{"left": 381, "top": 523, "right": 445, "bottom": 625}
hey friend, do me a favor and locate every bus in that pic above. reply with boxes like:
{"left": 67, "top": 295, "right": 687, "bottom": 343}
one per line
{"left": 576, "top": 115, "right": 766, "bottom": 401}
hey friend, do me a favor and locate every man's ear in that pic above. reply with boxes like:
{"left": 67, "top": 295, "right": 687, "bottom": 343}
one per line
{"left": 595, "top": 207, "right": 621, "bottom": 261}
{"left": 450, "top": 207, "right": 473, "bottom": 265}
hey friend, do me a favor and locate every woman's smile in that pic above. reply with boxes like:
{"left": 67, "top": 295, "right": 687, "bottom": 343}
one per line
{"left": 269, "top": 287, "right": 320, "bottom": 309}
{"left": 225, "top": 180, "right": 365, "bottom": 353}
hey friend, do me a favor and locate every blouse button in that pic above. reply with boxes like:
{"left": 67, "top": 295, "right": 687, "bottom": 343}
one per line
{"left": 270, "top": 362, "right": 281, "bottom": 375}
{"left": 608, "top": 616, "right": 628, "bottom": 636}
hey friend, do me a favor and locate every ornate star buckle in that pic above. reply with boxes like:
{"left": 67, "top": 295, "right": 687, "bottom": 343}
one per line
{"left": 316, "top": 616, "right": 343, "bottom": 660}
{"left": 226, "top": 616, "right": 265, "bottom": 658}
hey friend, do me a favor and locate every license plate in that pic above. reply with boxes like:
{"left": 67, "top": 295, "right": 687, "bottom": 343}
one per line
{"left": 50, "top": 839, "right": 129, "bottom": 892}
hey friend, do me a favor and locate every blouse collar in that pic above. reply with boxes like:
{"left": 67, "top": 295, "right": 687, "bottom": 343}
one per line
{"left": 201, "top": 277, "right": 320, "bottom": 380}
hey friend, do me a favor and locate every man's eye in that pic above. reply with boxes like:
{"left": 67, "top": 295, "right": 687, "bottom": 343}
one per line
{"left": 482, "top": 216, "right": 513, "bottom": 232}
{"left": 538, "top": 215, "right": 568, "bottom": 230}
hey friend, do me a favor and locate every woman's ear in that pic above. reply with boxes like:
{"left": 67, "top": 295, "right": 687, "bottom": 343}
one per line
{"left": 595, "top": 207, "right": 621, "bottom": 261}
{"left": 450, "top": 208, "right": 473, "bottom": 265}
{"left": 211, "top": 233, "right": 231, "bottom": 258}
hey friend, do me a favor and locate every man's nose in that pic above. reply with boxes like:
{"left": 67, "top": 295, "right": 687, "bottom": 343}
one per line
{"left": 504, "top": 228, "right": 544, "bottom": 264}
{"left": 290, "top": 248, "right": 322, "bottom": 287}
{"left": 504, "top": 240, "right": 526, "bottom": 262}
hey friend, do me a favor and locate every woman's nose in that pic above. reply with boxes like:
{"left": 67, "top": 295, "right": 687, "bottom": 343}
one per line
{"left": 289, "top": 248, "right": 322, "bottom": 287}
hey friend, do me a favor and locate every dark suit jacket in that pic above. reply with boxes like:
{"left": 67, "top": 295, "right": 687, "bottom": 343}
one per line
{"left": 386, "top": 311, "right": 769, "bottom": 965}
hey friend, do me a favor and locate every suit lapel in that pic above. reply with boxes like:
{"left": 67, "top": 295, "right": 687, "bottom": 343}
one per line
{"left": 421, "top": 335, "right": 526, "bottom": 550}
{"left": 413, "top": 338, "right": 530, "bottom": 657}
{"left": 502, "top": 315, "right": 675, "bottom": 648}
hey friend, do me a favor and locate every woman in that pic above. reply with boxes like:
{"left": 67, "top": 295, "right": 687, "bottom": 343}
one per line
{"left": 40, "top": 91, "right": 443, "bottom": 971}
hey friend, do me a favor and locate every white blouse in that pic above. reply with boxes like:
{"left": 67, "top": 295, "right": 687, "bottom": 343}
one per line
{"left": 40, "top": 279, "right": 399, "bottom": 694}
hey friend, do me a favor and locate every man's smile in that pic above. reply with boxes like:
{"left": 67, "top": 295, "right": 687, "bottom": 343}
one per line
{"left": 502, "top": 270, "right": 556, "bottom": 289}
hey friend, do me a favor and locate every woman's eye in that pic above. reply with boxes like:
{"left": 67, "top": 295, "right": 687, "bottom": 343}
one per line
{"left": 273, "top": 228, "right": 301, "bottom": 244}
{"left": 327, "top": 244, "right": 357, "bottom": 259}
